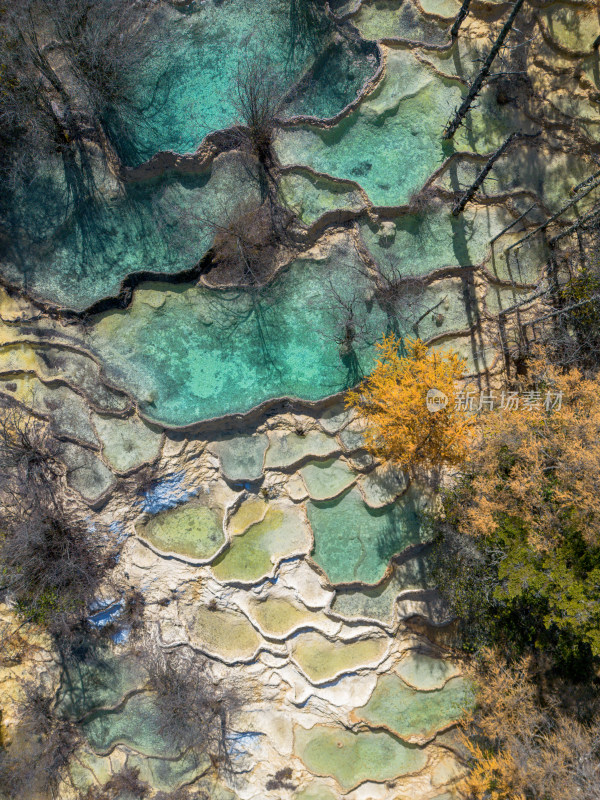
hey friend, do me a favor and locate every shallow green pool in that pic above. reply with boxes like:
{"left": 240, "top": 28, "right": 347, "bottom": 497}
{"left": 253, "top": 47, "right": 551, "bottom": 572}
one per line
{"left": 307, "top": 485, "right": 426, "bottom": 585}
{"left": 354, "top": 672, "right": 475, "bottom": 740}
{"left": 111, "top": 0, "right": 377, "bottom": 165}
{"left": 85, "top": 238, "right": 388, "bottom": 425}
{"left": 295, "top": 725, "right": 428, "bottom": 790}
{"left": 136, "top": 498, "right": 225, "bottom": 559}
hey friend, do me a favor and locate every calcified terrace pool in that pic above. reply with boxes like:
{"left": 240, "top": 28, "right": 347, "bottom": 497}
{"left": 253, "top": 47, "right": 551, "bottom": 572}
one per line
{"left": 1, "top": 0, "right": 600, "bottom": 798}
{"left": 3, "top": 0, "right": 588, "bottom": 424}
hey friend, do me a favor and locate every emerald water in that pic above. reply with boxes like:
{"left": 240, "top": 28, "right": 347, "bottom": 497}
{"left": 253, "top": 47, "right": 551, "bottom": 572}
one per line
{"left": 1, "top": 2, "right": 590, "bottom": 795}
{"left": 0, "top": 1, "right": 376, "bottom": 309}
{"left": 276, "top": 45, "right": 537, "bottom": 206}
{"left": 0, "top": 2, "right": 555, "bottom": 427}
{"left": 74, "top": 224, "right": 487, "bottom": 425}
{"left": 58, "top": 654, "right": 147, "bottom": 718}
{"left": 85, "top": 239, "right": 389, "bottom": 425}
{"left": 331, "top": 551, "right": 433, "bottom": 625}
{"left": 353, "top": 672, "right": 476, "bottom": 740}
{"left": 294, "top": 725, "right": 428, "bottom": 790}
{"left": 110, "top": 0, "right": 377, "bottom": 165}
{"left": 300, "top": 458, "right": 356, "bottom": 500}
{"left": 84, "top": 693, "right": 180, "bottom": 757}
{"left": 276, "top": 49, "right": 461, "bottom": 208}
{"left": 307, "top": 485, "right": 427, "bottom": 585}
{"left": 359, "top": 205, "right": 512, "bottom": 280}
{"left": 396, "top": 652, "right": 461, "bottom": 691}
{"left": 2, "top": 152, "right": 259, "bottom": 309}
{"left": 280, "top": 170, "right": 365, "bottom": 226}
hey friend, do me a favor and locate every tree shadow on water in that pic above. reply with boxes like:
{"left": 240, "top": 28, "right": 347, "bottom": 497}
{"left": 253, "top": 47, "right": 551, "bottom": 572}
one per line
{"left": 57, "top": 639, "right": 120, "bottom": 720}
{"left": 373, "top": 489, "right": 424, "bottom": 567}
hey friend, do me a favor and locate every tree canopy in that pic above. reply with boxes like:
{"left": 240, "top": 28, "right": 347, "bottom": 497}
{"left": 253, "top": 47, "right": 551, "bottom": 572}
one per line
{"left": 346, "top": 334, "right": 473, "bottom": 475}
{"left": 443, "top": 360, "right": 600, "bottom": 658}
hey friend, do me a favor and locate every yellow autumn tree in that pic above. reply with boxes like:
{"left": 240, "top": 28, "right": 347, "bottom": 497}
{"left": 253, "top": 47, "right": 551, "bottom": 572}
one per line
{"left": 456, "top": 359, "right": 600, "bottom": 551}
{"left": 458, "top": 650, "right": 600, "bottom": 800}
{"left": 346, "top": 334, "right": 473, "bottom": 473}
{"left": 441, "top": 356, "right": 600, "bottom": 658}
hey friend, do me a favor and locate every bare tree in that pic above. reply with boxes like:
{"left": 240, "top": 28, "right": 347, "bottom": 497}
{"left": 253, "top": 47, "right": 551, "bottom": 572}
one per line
{"left": 143, "top": 644, "right": 247, "bottom": 774}
{"left": 0, "top": 0, "right": 161, "bottom": 186}
{"left": 0, "top": 404, "right": 62, "bottom": 505}
{"left": 516, "top": 254, "right": 600, "bottom": 372}
{"left": 152, "top": 788, "right": 215, "bottom": 800}
{"left": 0, "top": 405, "right": 115, "bottom": 639}
{"left": 507, "top": 172, "right": 600, "bottom": 253}
{"left": 450, "top": 0, "right": 472, "bottom": 40}
{"left": 370, "top": 264, "right": 428, "bottom": 336}
{"left": 85, "top": 766, "right": 150, "bottom": 800}
{"left": 207, "top": 199, "right": 292, "bottom": 287}
{"left": 443, "top": 0, "right": 527, "bottom": 140}
{"left": 0, "top": 679, "right": 81, "bottom": 799}
{"left": 452, "top": 131, "right": 539, "bottom": 216}
{"left": 0, "top": 501, "right": 113, "bottom": 624}
{"left": 233, "top": 52, "right": 285, "bottom": 181}
{"left": 288, "top": 0, "right": 333, "bottom": 59}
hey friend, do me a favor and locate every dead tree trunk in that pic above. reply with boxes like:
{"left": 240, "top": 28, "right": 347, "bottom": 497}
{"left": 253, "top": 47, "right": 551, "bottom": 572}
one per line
{"left": 490, "top": 202, "right": 537, "bottom": 244}
{"left": 507, "top": 172, "right": 600, "bottom": 252}
{"left": 450, "top": 0, "right": 472, "bottom": 40}
{"left": 548, "top": 205, "right": 600, "bottom": 247}
{"left": 571, "top": 168, "right": 600, "bottom": 195}
{"left": 443, "top": 0, "right": 526, "bottom": 140}
{"left": 452, "top": 131, "right": 538, "bottom": 216}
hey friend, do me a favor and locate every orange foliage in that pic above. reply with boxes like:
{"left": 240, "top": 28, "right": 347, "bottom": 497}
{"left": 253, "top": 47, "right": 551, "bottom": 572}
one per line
{"left": 458, "top": 651, "right": 600, "bottom": 800}
{"left": 346, "top": 335, "right": 472, "bottom": 473}
{"left": 458, "top": 360, "right": 600, "bottom": 551}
